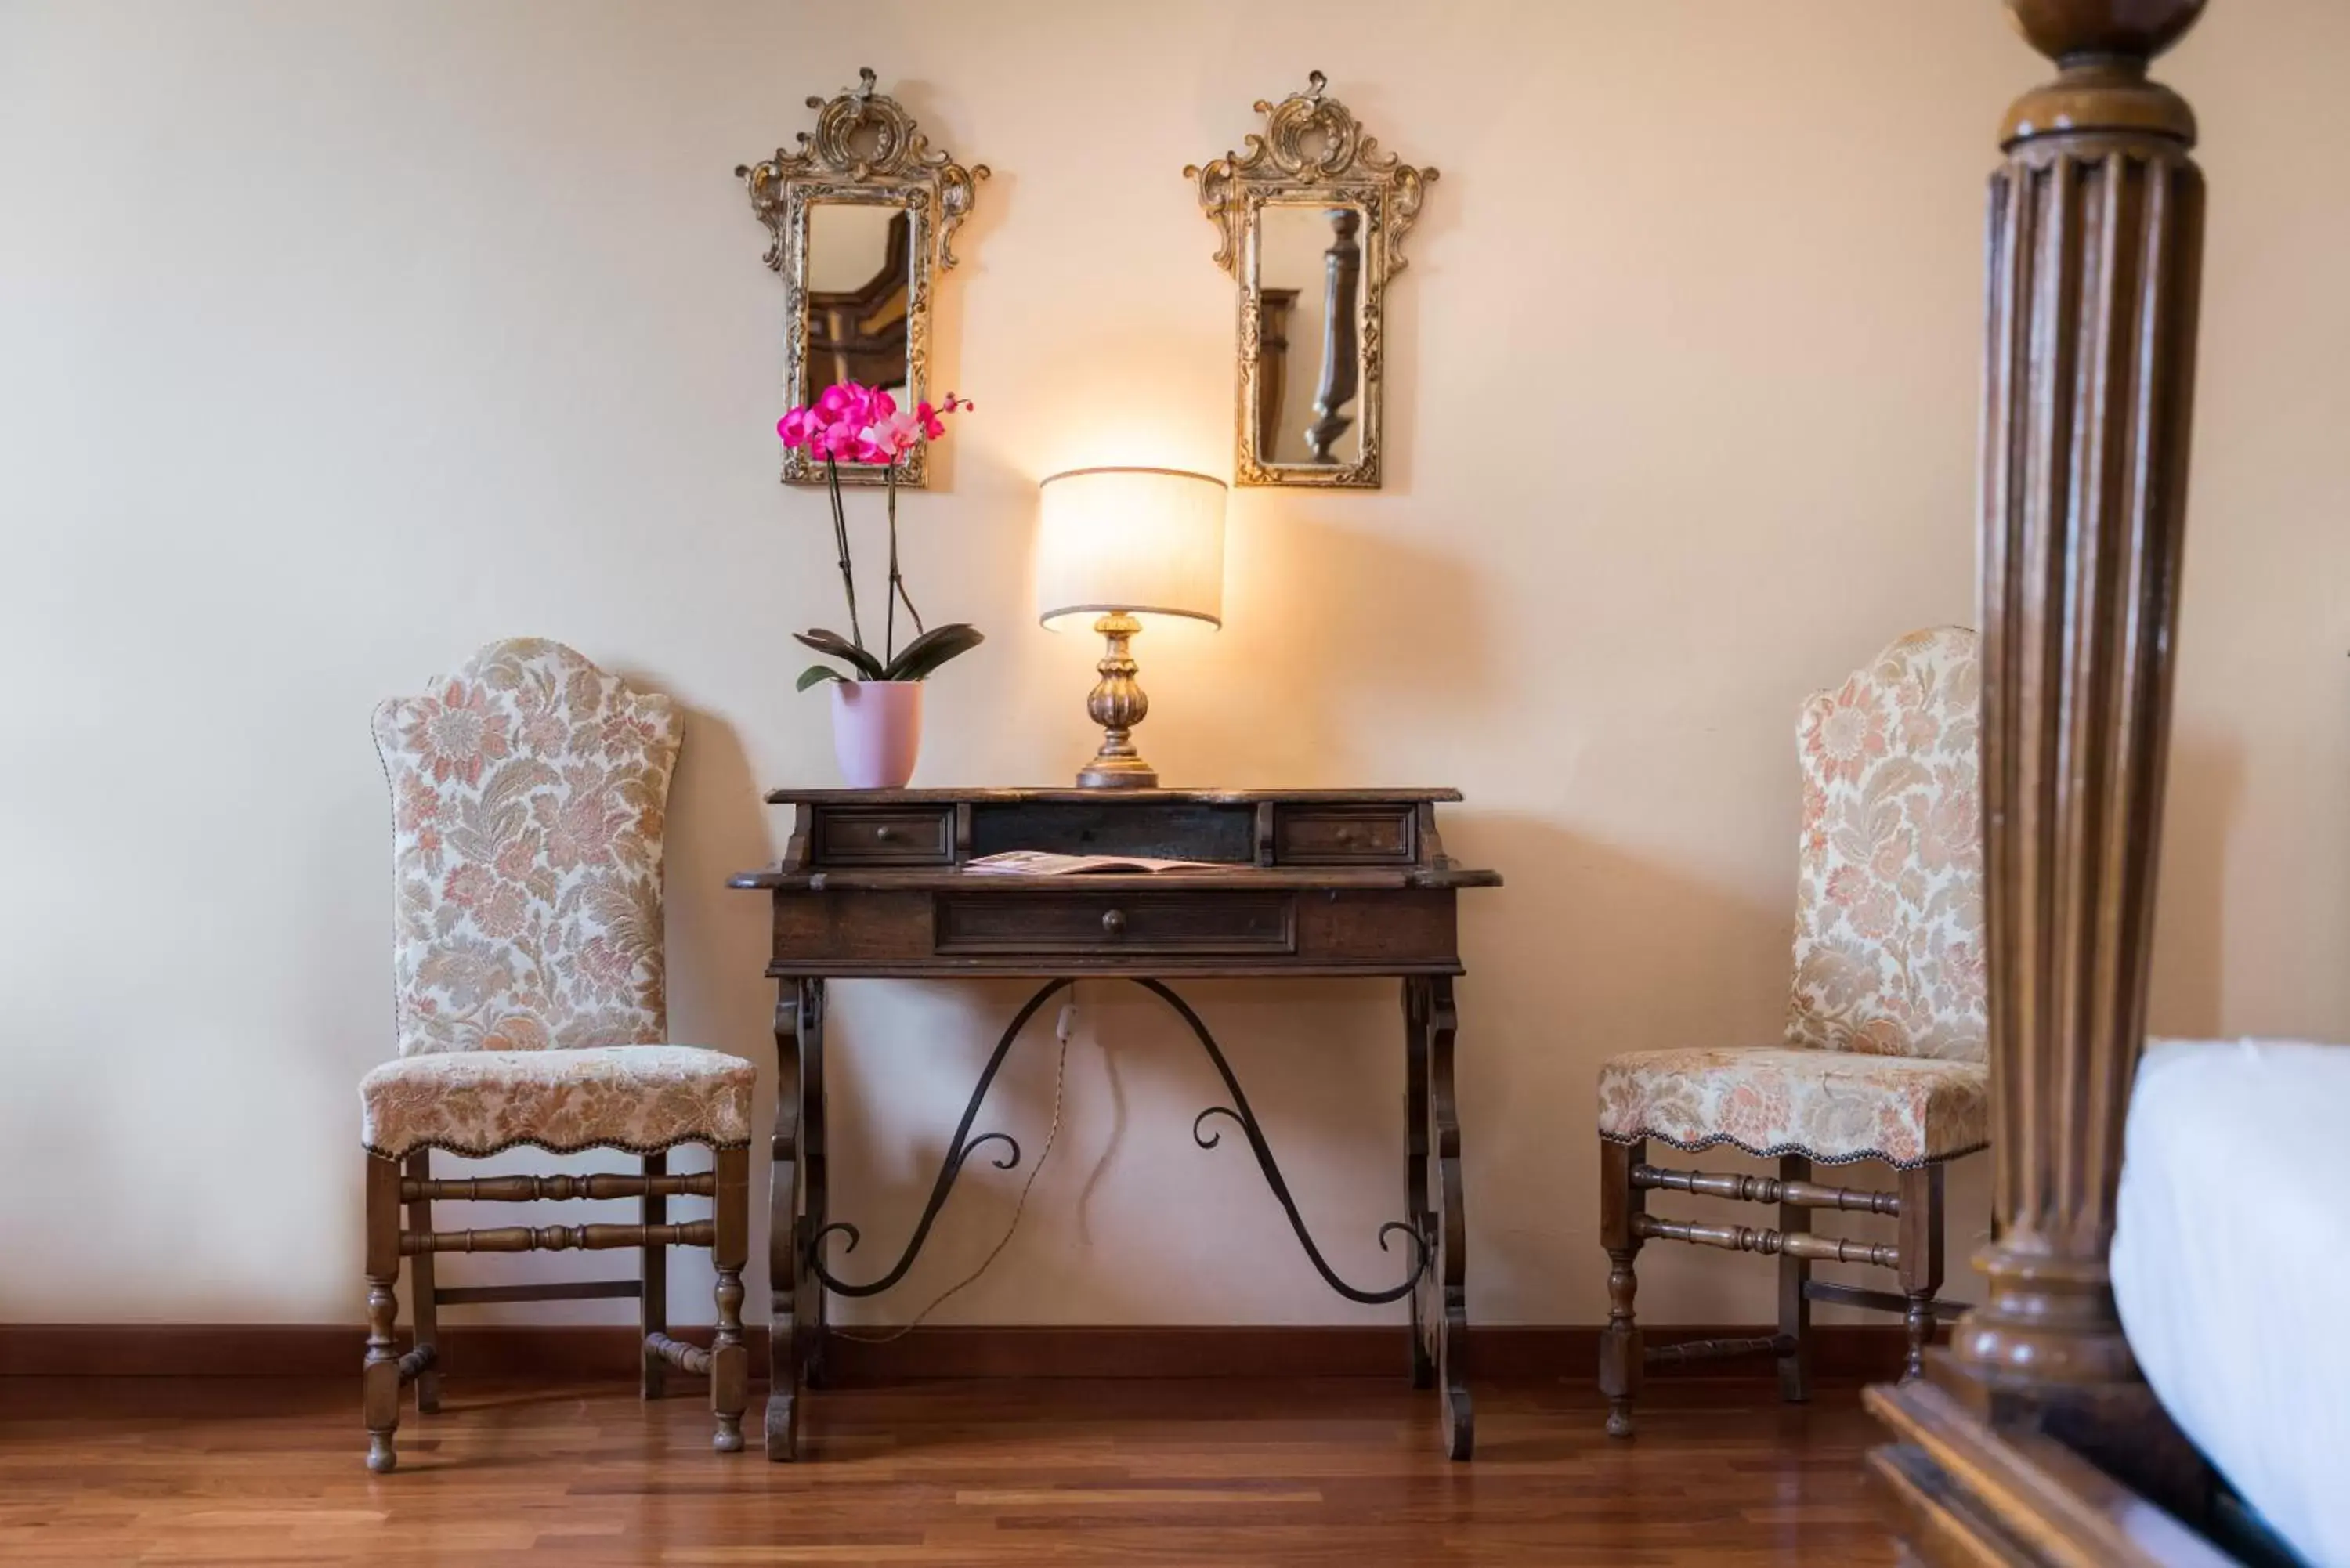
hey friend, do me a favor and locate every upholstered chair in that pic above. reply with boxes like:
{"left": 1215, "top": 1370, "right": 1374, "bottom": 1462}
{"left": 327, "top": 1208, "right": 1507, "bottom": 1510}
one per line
{"left": 1595, "top": 627, "right": 1987, "bottom": 1437}
{"left": 357, "top": 638, "right": 754, "bottom": 1472}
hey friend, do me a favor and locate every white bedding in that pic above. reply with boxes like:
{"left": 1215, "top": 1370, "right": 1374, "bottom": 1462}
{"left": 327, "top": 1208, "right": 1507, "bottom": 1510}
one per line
{"left": 2113, "top": 1038, "right": 2350, "bottom": 1568}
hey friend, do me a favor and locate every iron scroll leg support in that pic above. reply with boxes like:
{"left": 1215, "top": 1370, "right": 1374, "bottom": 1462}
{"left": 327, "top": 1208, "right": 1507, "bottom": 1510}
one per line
{"left": 802, "top": 980, "right": 1071, "bottom": 1298}
{"left": 766, "top": 976, "right": 827, "bottom": 1461}
{"left": 769, "top": 974, "right": 1454, "bottom": 1458}
{"left": 1141, "top": 978, "right": 1431, "bottom": 1309}
{"left": 804, "top": 978, "right": 1428, "bottom": 1309}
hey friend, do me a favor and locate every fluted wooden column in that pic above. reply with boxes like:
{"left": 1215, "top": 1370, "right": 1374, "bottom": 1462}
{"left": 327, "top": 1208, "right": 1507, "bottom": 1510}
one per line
{"left": 1953, "top": 0, "right": 2207, "bottom": 1392}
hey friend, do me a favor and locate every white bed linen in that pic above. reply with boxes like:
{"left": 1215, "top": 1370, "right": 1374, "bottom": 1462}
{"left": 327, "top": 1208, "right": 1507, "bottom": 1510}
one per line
{"left": 2113, "top": 1038, "right": 2350, "bottom": 1568}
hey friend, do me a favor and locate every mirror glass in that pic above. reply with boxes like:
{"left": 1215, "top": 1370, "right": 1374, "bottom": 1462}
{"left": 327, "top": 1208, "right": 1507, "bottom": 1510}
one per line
{"left": 1252, "top": 202, "right": 1365, "bottom": 468}
{"left": 805, "top": 201, "right": 912, "bottom": 406}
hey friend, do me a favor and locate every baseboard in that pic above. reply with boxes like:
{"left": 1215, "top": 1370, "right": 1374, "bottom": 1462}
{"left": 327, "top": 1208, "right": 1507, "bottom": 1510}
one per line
{"left": 0, "top": 1322, "right": 1926, "bottom": 1382}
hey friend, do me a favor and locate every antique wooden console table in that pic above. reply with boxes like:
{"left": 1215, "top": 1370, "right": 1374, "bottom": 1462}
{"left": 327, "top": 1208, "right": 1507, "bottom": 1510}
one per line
{"left": 729, "top": 787, "right": 1499, "bottom": 1461}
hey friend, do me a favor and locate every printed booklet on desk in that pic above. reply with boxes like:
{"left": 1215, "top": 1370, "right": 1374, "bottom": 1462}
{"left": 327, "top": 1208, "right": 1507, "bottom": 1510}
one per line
{"left": 963, "top": 850, "right": 1232, "bottom": 876}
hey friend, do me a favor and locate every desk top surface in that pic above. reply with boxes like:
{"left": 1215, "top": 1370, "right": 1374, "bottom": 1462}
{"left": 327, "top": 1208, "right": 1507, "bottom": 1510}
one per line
{"left": 738, "top": 786, "right": 1499, "bottom": 894}
{"left": 730, "top": 864, "right": 1502, "bottom": 891}
{"left": 763, "top": 786, "right": 1467, "bottom": 806}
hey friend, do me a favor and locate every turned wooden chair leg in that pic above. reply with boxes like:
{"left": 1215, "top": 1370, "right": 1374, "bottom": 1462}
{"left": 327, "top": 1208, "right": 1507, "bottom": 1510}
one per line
{"left": 363, "top": 1153, "right": 403, "bottom": 1473}
{"left": 710, "top": 1145, "right": 750, "bottom": 1453}
{"left": 1598, "top": 1137, "right": 1646, "bottom": 1437}
{"left": 641, "top": 1151, "right": 668, "bottom": 1401}
{"left": 1896, "top": 1162, "right": 1945, "bottom": 1381}
{"left": 400, "top": 1149, "right": 440, "bottom": 1414}
{"left": 1777, "top": 1153, "right": 1813, "bottom": 1404}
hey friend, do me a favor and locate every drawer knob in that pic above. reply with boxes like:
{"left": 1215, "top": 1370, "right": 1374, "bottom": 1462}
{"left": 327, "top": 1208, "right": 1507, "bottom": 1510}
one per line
{"left": 1336, "top": 828, "right": 1361, "bottom": 846}
{"left": 874, "top": 826, "right": 900, "bottom": 843}
{"left": 1101, "top": 908, "right": 1127, "bottom": 937}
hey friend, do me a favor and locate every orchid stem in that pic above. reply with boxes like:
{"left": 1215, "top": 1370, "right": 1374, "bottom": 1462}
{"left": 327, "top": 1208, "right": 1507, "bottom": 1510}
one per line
{"left": 884, "top": 465, "right": 924, "bottom": 667}
{"left": 826, "top": 457, "right": 865, "bottom": 653}
{"left": 884, "top": 467, "right": 898, "bottom": 667}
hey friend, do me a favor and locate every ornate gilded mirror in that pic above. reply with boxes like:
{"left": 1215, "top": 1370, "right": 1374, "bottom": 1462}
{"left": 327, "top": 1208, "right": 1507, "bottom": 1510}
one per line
{"left": 737, "top": 69, "right": 988, "bottom": 488}
{"left": 1187, "top": 74, "right": 1436, "bottom": 489}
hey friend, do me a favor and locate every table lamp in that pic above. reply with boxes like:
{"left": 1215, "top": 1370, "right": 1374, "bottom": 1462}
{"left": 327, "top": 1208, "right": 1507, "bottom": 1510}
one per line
{"left": 1035, "top": 466, "right": 1227, "bottom": 788}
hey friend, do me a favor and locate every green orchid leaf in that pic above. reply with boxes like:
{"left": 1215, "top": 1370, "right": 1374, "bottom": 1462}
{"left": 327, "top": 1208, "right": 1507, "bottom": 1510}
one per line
{"left": 794, "top": 629, "right": 885, "bottom": 680}
{"left": 795, "top": 663, "right": 851, "bottom": 692}
{"left": 883, "top": 623, "right": 985, "bottom": 682}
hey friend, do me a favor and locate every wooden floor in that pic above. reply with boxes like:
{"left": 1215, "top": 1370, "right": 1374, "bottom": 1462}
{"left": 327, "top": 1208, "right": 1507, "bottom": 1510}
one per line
{"left": 0, "top": 1375, "right": 1896, "bottom": 1566}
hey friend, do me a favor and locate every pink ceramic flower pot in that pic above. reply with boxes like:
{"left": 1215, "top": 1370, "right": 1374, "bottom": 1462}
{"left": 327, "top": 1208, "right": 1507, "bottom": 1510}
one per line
{"left": 829, "top": 680, "right": 923, "bottom": 789}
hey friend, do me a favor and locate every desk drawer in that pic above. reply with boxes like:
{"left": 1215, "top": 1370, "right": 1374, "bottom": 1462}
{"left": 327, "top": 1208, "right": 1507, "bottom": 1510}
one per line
{"left": 1273, "top": 805, "right": 1415, "bottom": 864}
{"left": 814, "top": 806, "right": 955, "bottom": 865}
{"left": 935, "top": 891, "right": 1296, "bottom": 956}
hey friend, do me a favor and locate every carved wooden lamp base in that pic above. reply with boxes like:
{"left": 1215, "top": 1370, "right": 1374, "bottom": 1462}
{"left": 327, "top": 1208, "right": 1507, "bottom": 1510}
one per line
{"left": 1078, "top": 611, "right": 1158, "bottom": 789}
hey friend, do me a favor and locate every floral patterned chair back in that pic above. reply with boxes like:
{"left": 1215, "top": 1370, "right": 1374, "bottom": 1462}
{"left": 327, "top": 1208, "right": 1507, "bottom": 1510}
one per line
{"left": 1785, "top": 625, "right": 1986, "bottom": 1062}
{"left": 374, "top": 638, "right": 683, "bottom": 1057}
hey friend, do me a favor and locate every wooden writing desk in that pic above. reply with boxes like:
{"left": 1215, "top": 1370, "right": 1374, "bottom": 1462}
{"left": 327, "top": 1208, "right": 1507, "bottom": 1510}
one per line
{"left": 730, "top": 787, "right": 1500, "bottom": 1460}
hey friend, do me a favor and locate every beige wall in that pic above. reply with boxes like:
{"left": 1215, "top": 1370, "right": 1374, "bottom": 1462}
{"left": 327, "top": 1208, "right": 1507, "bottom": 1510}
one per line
{"left": 3, "top": 1, "right": 2345, "bottom": 1332}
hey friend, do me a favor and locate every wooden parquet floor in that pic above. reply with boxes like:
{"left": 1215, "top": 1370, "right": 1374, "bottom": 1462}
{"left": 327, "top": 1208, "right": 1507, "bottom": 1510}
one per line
{"left": 0, "top": 1375, "right": 1896, "bottom": 1566}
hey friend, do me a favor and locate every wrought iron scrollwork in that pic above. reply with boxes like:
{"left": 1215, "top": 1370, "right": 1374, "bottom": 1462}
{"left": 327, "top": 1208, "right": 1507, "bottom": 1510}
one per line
{"left": 802, "top": 974, "right": 1430, "bottom": 1308}
{"left": 804, "top": 978, "right": 1068, "bottom": 1297}
{"left": 1148, "top": 980, "right": 1430, "bottom": 1304}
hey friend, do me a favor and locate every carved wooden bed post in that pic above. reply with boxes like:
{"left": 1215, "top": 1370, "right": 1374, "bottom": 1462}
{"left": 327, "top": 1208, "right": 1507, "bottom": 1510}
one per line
{"left": 1867, "top": 3, "right": 2232, "bottom": 1561}
{"left": 1963, "top": 0, "right": 2207, "bottom": 1393}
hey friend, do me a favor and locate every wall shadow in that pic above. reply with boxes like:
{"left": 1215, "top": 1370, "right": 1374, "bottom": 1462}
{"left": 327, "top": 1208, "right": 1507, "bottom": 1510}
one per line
{"left": 1436, "top": 810, "right": 1795, "bottom": 1324}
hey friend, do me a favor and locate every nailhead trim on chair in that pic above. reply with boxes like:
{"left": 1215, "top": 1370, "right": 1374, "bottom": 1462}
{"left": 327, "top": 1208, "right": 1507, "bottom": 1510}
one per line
{"left": 363, "top": 1133, "right": 754, "bottom": 1162}
{"left": 1600, "top": 1126, "right": 1985, "bottom": 1172}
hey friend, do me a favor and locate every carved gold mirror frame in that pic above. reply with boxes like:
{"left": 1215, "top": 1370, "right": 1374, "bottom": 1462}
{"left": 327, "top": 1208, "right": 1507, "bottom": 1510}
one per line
{"left": 736, "top": 69, "right": 988, "bottom": 489}
{"left": 1187, "top": 73, "right": 1436, "bottom": 489}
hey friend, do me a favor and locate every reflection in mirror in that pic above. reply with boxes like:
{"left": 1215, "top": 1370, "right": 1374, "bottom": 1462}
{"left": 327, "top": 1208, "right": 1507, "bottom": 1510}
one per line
{"left": 1187, "top": 74, "right": 1435, "bottom": 489}
{"left": 806, "top": 203, "right": 911, "bottom": 401}
{"left": 1254, "top": 204, "right": 1364, "bottom": 468}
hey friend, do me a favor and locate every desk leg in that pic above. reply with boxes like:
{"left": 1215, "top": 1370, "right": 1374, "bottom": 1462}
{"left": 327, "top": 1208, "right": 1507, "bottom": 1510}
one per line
{"left": 767, "top": 976, "right": 827, "bottom": 1461}
{"left": 1402, "top": 979, "right": 1435, "bottom": 1391}
{"left": 1419, "top": 974, "right": 1473, "bottom": 1460}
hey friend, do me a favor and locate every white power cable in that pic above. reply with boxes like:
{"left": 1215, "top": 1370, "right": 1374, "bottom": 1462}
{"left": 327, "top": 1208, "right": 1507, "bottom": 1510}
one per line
{"left": 836, "top": 987, "right": 1077, "bottom": 1344}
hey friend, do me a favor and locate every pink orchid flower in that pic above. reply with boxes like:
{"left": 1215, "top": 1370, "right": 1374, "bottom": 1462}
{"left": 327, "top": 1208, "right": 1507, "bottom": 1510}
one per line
{"left": 916, "top": 393, "right": 972, "bottom": 441}
{"left": 778, "top": 382, "right": 967, "bottom": 466}
{"left": 859, "top": 407, "right": 922, "bottom": 461}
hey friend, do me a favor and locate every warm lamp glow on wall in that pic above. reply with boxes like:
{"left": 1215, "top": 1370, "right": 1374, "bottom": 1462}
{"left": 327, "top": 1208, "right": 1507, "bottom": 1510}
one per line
{"left": 1036, "top": 467, "right": 1227, "bottom": 788}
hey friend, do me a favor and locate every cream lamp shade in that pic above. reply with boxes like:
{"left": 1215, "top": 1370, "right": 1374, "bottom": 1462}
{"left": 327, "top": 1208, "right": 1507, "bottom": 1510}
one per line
{"left": 1035, "top": 467, "right": 1227, "bottom": 627}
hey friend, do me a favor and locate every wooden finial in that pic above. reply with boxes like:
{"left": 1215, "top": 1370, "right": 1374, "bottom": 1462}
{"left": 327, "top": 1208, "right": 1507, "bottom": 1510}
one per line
{"left": 2005, "top": 0, "right": 2206, "bottom": 62}
{"left": 1999, "top": 0, "right": 2206, "bottom": 146}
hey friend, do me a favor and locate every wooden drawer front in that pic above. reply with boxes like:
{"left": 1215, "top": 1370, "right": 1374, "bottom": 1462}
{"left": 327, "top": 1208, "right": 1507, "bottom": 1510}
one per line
{"left": 1273, "top": 806, "right": 1415, "bottom": 864}
{"left": 936, "top": 892, "right": 1296, "bottom": 956}
{"left": 814, "top": 807, "right": 955, "bottom": 865}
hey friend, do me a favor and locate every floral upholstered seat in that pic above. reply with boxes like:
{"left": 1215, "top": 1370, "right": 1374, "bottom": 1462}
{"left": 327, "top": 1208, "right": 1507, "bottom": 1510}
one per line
{"left": 361, "top": 1046, "right": 754, "bottom": 1160}
{"left": 362, "top": 638, "right": 752, "bottom": 1159}
{"left": 1596, "top": 1046, "right": 1986, "bottom": 1169}
{"left": 1597, "top": 627, "right": 1990, "bottom": 1168}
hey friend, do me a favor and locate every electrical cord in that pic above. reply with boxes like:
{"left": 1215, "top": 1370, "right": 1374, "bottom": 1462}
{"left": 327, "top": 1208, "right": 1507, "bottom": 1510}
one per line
{"left": 833, "top": 987, "right": 1077, "bottom": 1344}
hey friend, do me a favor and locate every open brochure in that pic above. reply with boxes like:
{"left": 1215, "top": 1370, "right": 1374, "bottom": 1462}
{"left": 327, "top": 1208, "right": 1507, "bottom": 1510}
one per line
{"left": 963, "top": 850, "right": 1230, "bottom": 876}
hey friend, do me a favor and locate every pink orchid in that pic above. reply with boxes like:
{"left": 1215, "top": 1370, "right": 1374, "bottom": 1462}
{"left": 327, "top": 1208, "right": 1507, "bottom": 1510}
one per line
{"left": 815, "top": 382, "right": 864, "bottom": 422}
{"left": 771, "top": 379, "right": 983, "bottom": 695}
{"left": 859, "top": 407, "right": 922, "bottom": 461}
{"left": 779, "top": 383, "right": 967, "bottom": 468}
{"left": 916, "top": 393, "right": 971, "bottom": 441}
